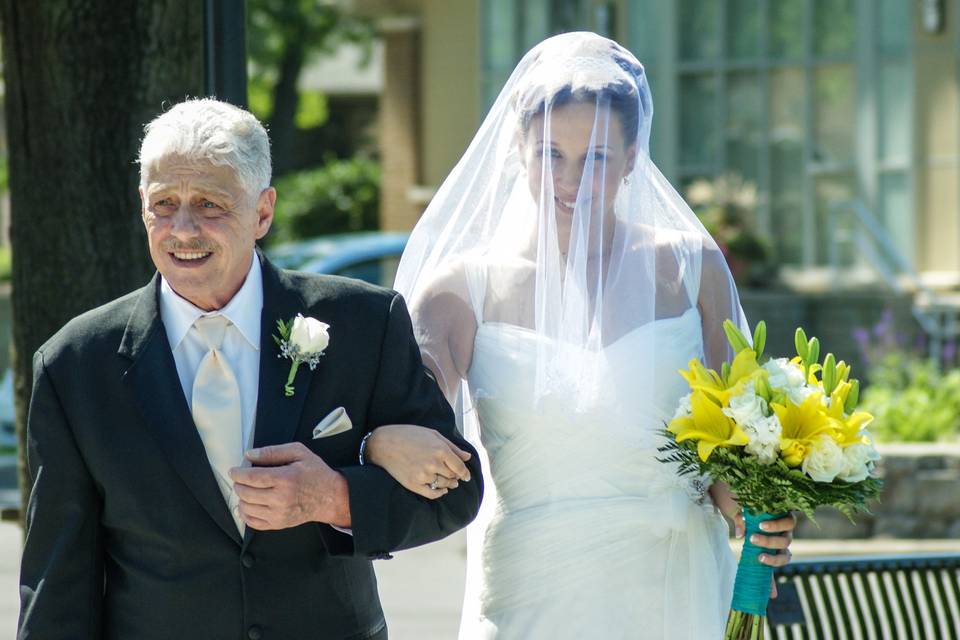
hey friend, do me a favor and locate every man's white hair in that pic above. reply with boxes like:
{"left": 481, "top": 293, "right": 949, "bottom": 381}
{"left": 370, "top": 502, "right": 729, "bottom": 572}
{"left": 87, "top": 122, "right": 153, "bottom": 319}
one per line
{"left": 139, "top": 98, "right": 272, "bottom": 200}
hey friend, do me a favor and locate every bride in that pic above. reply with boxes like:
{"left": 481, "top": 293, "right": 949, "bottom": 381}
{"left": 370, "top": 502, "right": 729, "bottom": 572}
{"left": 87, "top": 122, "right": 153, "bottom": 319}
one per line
{"left": 363, "top": 32, "right": 795, "bottom": 638}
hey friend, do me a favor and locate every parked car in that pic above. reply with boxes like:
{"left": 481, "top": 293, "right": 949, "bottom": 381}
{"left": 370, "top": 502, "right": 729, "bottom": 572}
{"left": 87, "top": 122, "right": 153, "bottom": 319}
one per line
{"left": 266, "top": 231, "right": 408, "bottom": 287}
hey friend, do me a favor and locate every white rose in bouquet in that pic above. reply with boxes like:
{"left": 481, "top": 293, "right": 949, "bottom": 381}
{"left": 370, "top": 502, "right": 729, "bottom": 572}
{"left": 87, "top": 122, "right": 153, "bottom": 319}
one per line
{"left": 801, "top": 435, "right": 846, "bottom": 482}
{"left": 762, "top": 358, "right": 806, "bottom": 390}
{"left": 837, "top": 440, "right": 881, "bottom": 483}
{"left": 722, "top": 388, "right": 767, "bottom": 427}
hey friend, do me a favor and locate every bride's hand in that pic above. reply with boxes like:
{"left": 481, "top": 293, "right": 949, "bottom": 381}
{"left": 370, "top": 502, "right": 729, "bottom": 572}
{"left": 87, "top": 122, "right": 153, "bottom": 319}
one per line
{"left": 364, "top": 425, "right": 473, "bottom": 499}
{"left": 710, "top": 481, "right": 797, "bottom": 598}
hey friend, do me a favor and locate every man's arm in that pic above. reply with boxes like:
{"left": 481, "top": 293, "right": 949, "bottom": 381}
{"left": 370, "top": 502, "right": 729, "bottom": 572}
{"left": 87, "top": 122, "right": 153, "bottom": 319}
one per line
{"left": 230, "top": 293, "right": 483, "bottom": 556}
{"left": 19, "top": 350, "right": 104, "bottom": 639}
{"left": 331, "top": 293, "right": 483, "bottom": 557}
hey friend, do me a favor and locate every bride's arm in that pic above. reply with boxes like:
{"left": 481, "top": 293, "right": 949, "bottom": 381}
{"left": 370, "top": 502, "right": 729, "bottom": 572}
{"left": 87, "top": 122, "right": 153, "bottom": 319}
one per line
{"left": 365, "top": 265, "right": 480, "bottom": 499}
{"left": 699, "top": 247, "right": 797, "bottom": 593}
{"left": 698, "top": 246, "right": 739, "bottom": 371}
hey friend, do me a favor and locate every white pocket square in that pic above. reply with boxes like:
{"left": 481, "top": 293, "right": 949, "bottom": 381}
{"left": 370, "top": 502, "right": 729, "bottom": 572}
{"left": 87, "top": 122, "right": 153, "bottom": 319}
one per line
{"left": 312, "top": 407, "right": 353, "bottom": 439}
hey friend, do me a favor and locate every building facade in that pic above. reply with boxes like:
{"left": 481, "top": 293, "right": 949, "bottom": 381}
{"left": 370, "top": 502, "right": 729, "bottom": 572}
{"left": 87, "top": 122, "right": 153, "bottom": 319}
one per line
{"left": 359, "top": 0, "right": 960, "bottom": 290}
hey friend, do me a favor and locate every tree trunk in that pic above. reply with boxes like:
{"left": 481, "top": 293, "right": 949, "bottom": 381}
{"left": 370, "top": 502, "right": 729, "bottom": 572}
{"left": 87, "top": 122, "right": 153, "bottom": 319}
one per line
{"left": 268, "top": 42, "right": 305, "bottom": 177}
{"left": 0, "top": 1, "right": 205, "bottom": 528}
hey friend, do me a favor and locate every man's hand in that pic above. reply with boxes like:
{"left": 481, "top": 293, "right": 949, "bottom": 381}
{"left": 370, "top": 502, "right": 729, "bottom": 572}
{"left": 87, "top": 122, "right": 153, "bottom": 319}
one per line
{"left": 229, "top": 442, "right": 351, "bottom": 531}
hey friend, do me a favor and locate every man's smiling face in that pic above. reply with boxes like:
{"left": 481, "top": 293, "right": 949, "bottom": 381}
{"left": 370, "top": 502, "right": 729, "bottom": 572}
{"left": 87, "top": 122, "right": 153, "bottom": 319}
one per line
{"left": 140, "top": 155, "right": 275, "bottom": 311}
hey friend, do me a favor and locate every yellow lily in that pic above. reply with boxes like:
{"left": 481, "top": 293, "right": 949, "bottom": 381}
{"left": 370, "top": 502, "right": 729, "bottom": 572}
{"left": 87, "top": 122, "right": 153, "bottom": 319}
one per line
{"left": 826, "top": 381, "right": 875, "bottom": 446}
{"left": 771, "top": 392, "right": 836, "bottom": 467}
{"left": 668, "top": 390, "right": 750, "bottom": 462}
{"left": 679, "top": 351, "right": 764, "bottom": 407}
{"left": 679, "top": 358, "right": 723, "bottom": 392}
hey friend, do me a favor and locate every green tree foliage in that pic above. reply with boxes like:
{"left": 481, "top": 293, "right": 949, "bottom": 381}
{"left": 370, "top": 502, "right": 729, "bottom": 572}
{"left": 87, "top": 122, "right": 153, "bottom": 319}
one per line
{"left": 269, "top": 157, "right": 380, "bottom": 244}
{"left": 247, "top": 0, "right": 373, "bottom": 176}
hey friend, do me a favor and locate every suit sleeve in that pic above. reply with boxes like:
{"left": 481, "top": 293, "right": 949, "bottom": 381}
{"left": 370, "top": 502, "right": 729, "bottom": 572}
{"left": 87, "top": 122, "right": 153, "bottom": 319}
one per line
{"left": 320, "top": 293, "right": 483, "bottom": 558}
{"left": 18, "top": 350, "right": 104, "bottom": 639}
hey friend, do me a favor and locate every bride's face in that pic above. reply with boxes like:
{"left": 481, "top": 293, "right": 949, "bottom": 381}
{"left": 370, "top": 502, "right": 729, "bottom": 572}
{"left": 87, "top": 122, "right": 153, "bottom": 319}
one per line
{"left": 522, "top": 100, "right": 636, "bottom": 246}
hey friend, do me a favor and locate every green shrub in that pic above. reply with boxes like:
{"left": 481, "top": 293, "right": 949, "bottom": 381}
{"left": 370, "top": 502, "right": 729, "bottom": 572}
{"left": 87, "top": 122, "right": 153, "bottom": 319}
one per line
{"left": 0, "top": 246, "right": 11, "bottom": 283}
{"left": 268, "top": 157, "right": 380, "bottom": 244}
{"left": 860, "top": 350, "right": 960, "bottom": 442}
{"left": 854, "top": 309, "right": 960, "bottom": 442}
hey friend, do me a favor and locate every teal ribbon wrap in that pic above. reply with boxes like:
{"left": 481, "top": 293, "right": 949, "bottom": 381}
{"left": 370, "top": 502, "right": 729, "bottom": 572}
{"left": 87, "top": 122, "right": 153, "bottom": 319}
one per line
{"left": 730, "top": 510, "right": 787, "bottom": 616}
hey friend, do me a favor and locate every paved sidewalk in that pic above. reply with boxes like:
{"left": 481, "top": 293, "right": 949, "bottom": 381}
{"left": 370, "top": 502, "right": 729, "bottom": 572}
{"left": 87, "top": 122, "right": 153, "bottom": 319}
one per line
{"left": 3, "top": 521, "right": 960, "bottom": 640}
{"left": 0, "top": 524, "right": 20, "bottom": 640}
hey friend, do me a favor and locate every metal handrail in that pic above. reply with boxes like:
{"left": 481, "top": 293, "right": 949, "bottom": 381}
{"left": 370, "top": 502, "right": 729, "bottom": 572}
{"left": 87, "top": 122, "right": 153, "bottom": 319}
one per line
{"left": 828, "top": 199, "right": 960, "bottom": 361}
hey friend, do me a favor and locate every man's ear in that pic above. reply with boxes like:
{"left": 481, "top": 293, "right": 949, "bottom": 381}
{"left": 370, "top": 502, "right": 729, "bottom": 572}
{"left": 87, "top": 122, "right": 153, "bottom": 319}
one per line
{"left": 138, "top": 186, "right": 148, "bottom": 224}
{"left": 255, "top": 187, "right": 277, "bottom": 240}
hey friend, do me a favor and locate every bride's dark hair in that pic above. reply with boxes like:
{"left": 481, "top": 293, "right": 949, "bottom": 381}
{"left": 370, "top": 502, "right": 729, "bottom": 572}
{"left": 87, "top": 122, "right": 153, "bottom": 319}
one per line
{"left": 517, "top": 82, "right": 641, "bottom": 146}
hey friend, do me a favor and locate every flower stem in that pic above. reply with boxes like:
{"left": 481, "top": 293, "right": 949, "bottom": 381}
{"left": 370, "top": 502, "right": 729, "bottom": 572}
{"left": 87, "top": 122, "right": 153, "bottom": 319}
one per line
{"left": 284, "top": 360, "right": 300, "bottom": 397}
{"left": 724, "top": 610, "right": 765, "bottom": 640}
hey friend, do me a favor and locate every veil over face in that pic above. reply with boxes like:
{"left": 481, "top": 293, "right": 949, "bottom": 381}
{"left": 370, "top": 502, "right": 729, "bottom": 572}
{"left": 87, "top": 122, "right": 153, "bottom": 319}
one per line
{"left": 394, "top": 31, "right": 747, "bottom": 412}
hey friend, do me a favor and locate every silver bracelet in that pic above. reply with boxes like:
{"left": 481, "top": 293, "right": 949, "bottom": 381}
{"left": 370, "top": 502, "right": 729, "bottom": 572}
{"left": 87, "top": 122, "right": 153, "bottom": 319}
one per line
{"left": 358, "top": 431, "right": 374, "bottom": 465}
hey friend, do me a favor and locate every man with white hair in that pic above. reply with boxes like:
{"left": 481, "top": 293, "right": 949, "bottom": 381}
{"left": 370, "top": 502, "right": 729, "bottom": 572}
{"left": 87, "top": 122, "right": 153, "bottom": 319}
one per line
{"left": 18, "top": 98, "right": 482, "bottom": 639}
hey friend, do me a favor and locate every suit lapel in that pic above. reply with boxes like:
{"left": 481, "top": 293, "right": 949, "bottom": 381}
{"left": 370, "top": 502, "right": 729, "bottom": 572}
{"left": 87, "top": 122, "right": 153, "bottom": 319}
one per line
{"left": 252, "top": 256, "right": 316, "bottom": 450}
{"left": 118, "top": 275, "right": 243, "bottom": 545}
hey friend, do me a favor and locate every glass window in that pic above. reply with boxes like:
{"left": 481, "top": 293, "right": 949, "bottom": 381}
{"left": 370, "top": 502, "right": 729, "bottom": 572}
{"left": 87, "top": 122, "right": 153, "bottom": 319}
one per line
{"left": 879, "top": 172, "right": 911, "bottom": 260}
{"left": 678, "top": 0, "right": 720, "bottom": 61}
{"left": 770, "top": 67, "right": 804, "bottom": 143}
{"left": 770, "top": 143, "right": 805, "bottom": 264}
{"left": 550, "top": 0, "right": 586, "bottom": 33}
{"left": 727, "top": 0, "right": 761, "bottom": 60}
{"left": 726, "top": 72, "right": 762, "bottom": 185}
{"left": 679, "top": 73, "right": 719, "bottom": 166}
{"left": 769, "top": 0, "right": 804, "bottom": 59}
{"left": 879, "top": 59, "right": 910, "bottom": 165}
{"left": 813, "top": 64, "right": 855, "bottom": 164}
{"left": 813, "top": 0, "right": 855, "bottom": 57}
{"left": 520, "top": 0, "right": 550, "bottom": 50}
{"left": 485, "top": 0, "right": 518, "bottom": 70}
{"left": 651, "top": 0, "right": 887, "bottom": 268}
{"left": 815, "top": 173, "right": 855, "bottom": 263}
{"left": 879, "top": 0, "right": 910, "bottom": 55}
{"left": 769, "top": 68, "right": 806, "bottom": 264}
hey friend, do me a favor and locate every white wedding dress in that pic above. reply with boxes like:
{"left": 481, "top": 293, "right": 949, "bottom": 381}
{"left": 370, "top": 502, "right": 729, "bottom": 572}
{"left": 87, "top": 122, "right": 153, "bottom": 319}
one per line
{"left": 459, "top": 269, "right": 736, "bottom": 639}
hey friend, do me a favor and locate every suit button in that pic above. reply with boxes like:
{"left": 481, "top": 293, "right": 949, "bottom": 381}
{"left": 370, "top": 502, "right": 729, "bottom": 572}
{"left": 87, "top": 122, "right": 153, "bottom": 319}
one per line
{"left": 247, "top": 625, "right": 262, "bottom": 640}
{"left": 242, "top": 553, "right": 255, "bottom": 568}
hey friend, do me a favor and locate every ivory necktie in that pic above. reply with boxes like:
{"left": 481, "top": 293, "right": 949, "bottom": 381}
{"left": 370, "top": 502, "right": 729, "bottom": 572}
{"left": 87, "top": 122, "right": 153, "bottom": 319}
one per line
{"left": 191, "top": 315, "right": 244, "bottom": 533}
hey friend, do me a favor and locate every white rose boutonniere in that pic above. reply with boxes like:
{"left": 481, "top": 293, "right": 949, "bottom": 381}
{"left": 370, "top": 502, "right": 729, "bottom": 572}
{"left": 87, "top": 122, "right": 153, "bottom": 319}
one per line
{"left": 274, "top": 314, "right": 330, "bottom": 397}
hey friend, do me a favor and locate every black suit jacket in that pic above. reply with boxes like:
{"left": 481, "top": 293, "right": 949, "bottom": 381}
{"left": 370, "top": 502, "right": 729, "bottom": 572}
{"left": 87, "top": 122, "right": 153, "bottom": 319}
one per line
{"left": 18, "top": 255, "right": 482, "bottom": 640}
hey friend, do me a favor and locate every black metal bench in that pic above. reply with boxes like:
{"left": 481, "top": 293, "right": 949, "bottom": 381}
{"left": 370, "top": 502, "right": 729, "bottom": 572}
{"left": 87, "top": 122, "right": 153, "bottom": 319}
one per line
{"left": 766, "top": 553, "right": 960, "bottom": 639}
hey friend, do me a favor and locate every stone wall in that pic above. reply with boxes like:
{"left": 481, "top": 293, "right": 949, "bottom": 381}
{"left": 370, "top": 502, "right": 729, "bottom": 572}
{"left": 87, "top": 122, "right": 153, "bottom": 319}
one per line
{"left": 794, "top": 444, "right": 960, "bottom": 539}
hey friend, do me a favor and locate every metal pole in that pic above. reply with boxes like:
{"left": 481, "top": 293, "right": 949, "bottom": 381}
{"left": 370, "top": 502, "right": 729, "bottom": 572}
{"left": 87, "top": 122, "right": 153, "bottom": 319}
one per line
{"left": 204, "top": 0, "right": 248, "bottom": 108}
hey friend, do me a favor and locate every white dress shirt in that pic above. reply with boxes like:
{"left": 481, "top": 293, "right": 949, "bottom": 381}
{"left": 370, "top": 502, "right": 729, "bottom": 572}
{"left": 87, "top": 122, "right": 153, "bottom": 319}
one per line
{"left": 160, "top": 253, "right": 263, "bottom": 454}
{"left": 159, "top": 254, "right": 353, "bottom": 535}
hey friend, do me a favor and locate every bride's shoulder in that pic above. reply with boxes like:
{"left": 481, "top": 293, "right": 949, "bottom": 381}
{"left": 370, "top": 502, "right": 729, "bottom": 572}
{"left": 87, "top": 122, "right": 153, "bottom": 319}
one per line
{"left": 621, "top": 222, "right": 707, "bottom": 262}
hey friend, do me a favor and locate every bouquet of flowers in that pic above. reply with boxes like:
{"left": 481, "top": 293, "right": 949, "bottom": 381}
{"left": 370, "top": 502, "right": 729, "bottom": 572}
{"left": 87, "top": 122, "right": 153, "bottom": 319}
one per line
{"left": 660, "top": 320, "right": 883, "bottom": 640}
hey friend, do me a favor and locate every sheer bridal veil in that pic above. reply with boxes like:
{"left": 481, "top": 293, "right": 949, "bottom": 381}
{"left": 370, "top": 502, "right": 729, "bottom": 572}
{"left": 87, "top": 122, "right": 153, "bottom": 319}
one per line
{"left": 394, "top": 32, "right": 747, "bottom": 636}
